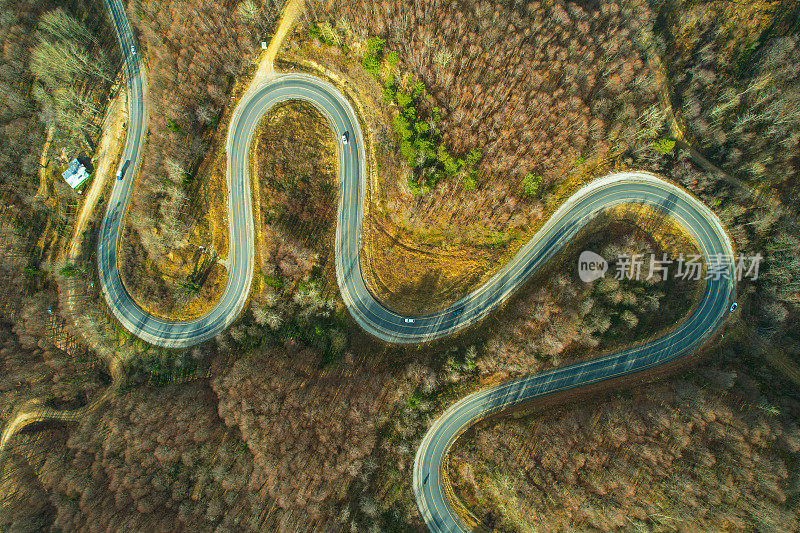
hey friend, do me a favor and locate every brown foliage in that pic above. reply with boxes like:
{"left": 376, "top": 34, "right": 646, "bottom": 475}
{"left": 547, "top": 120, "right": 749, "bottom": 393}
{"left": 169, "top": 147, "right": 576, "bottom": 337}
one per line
{"left": 0, "top": 2, "right": 50, "bottom": 202}
{"left": 451, "top": 377, "right": 800, "bottom": 531}
{"left": 0, "top": 315, "right": 101, "bottom": 428}
{"left": 326, "top": 0, "right": 660, "bottom": 235}
{"left": 477, "top": 218, "right": 700, "bottom": 380}
{"left": 119, "top": 0, "right": 282, "bottom": 312}
{"left": 255, "top": 101, "right": 337, "bottom": 263}
{"left": 213, "top": 348, "right": 391, "bottom": 521}
{"left": 26, "top": 381, "right": 268, "bottom": 531}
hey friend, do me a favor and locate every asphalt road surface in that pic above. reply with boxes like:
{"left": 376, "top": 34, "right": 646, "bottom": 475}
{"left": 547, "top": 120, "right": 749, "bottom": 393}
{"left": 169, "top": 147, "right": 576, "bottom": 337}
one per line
{"left": 101, "top": 3, "right": 736, "bottom": 530}
{"left": 411, "top": 174, "right": 736, "bottom": 531}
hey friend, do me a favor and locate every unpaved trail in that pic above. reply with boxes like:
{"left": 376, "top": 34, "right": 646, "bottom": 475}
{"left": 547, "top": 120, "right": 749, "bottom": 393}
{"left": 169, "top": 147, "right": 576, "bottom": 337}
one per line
{"left": 0, "top": 386, "right": 116, "bottom": 474}
{"left": 0, "top": 401, "right": 83, "bottom": 456}
{"left": 641, "top": 36, "right": 786, "bottom": 212}
{"left": 34, "top": 125, "right": 56, "bottom": 200}
{"left": 258, "top": 0, "right": 304, "bottom": 79}
{"left": 68, "top": 89, "right": 127, "bottom": 260}
{"left": 1, "top": 3, "right": 131, "bottom": 476}
{"left": 2, "top": 0, "right": 308, "bottom": 473}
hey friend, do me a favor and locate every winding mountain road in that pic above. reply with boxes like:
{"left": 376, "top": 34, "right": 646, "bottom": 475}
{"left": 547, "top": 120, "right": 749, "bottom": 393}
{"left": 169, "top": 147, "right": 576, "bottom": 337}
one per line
{"left": 412, "top": 175, "right": 736, "bottom": 530}
{"left": 99, "top": 1, "right": 736, "bottom": 531}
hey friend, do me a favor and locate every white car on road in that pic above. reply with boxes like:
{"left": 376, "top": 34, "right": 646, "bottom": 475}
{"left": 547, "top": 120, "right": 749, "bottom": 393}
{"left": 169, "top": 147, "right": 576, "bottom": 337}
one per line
{"left": 341, "top": 131, "right": 349, "bottom": 144}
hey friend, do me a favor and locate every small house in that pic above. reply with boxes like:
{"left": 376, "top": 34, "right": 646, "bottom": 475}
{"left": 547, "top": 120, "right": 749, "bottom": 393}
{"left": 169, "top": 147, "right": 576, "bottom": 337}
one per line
{"left": 62, "top": 159, "right": 90, "bottom": 189}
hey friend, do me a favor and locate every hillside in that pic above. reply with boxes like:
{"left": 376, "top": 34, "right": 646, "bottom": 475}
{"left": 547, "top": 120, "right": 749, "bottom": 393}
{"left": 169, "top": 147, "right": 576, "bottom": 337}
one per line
{"left": 0, "top": 0, "right": 798, "bottom": 531}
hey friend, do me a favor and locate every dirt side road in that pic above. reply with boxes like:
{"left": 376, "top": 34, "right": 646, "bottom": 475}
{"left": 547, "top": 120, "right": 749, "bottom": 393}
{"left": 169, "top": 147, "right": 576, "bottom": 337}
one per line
{"left": 68, "top": 89, "right": 127, "bottom": 261}
{"left": 258, "top": 0, "right": 304, "bottom": 79}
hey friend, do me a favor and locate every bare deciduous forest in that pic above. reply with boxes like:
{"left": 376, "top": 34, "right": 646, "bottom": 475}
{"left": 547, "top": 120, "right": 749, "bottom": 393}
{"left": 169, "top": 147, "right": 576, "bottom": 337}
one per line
{"left": 451, "top": 378, "right": 800, "bottom": 531}
{"left": 371, "top": 5, "right": 652, "bottom": 208}
{"left": 0, "top": 2, "right": 48, "bottom": 203}
{"left": 0, "top": 0, "right": 799, "bottom": 531}
{"left": 118, "top": 0, "right": 284, "bottom": 315}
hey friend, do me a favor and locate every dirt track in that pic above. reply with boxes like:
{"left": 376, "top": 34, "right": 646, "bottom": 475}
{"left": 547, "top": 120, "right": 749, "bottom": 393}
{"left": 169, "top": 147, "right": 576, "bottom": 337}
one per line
{"left": 259, "top": 0, "right": 304, "bottom": 78}
{"left": 69, "top": 89, "right": 127, "bottom": 260}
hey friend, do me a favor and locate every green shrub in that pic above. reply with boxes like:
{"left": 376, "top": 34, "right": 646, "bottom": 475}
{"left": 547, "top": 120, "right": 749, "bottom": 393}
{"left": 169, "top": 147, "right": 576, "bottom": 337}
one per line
{"left": 462, "top": 149, "right": 483, "bottom": 189}
{"left": 59, "top": 264, "right": 82, "bottom": 278}
{"left": 365, "top": 37, "right": 385, "bottom": 56}
{"left": 653, "top": 138, "right": 676, "bottom": 155}
{"left": 166, "top": 118, "right": 181, "bottom": 133}
{"left": 362, "top": 55, "right": 379, "bottom": 74}
{"left": 178, "top": 280, "right": 200, "bottom": 295}
{"left": 263, "top": 273, "right": 284, "bottom": 289}
{"left": 463, "top": 174, "right": 477, "bottom": 190}
{"left": 365, "top": 37, "right": 480, "bottom": 193}
{"left": 362, "top": 37, "right": 386, "bottom": 77}
{"left": 308, "top": 23, "right": 338, "bottom": 46}
{"left": 522, "top": 173, "right": 543, "bottom": 196}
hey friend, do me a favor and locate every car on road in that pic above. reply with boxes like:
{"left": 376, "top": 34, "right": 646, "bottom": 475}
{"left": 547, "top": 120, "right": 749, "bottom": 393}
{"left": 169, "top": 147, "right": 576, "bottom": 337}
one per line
{"left": 404, "top": 318, "right": 415, "bottom": 324}
{"left": 341, "top": 131, "right": 349, "bottom": 144}
{"left": 730, "top": 302, "right": 738, "bottom": 312}
{"left": 131, "top": 45, "right": 136, "bottom": 55}
{"left": 116, "top": 160, "right": 130, "bottom": 181}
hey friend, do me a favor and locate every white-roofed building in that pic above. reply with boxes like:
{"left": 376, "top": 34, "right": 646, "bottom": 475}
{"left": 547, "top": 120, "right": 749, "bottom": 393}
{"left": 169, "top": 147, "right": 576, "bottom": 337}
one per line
{"left": 62, "top": 159, "right": 90, "bottom": 189}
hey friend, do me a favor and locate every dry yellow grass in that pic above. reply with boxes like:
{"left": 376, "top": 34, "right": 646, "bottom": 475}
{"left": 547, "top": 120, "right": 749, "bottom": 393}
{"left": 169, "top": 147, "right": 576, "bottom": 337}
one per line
{"left": 247, "top": 100, "right": 338, "bottom": 299}
{"left": 279, "top": 37, "right": 626, "bottom": 315}
{"left": 132, "top": 148, "right": 231, "bottom": 322}
{"left": 362, "top": 216, "right": 496, "bottom": 314}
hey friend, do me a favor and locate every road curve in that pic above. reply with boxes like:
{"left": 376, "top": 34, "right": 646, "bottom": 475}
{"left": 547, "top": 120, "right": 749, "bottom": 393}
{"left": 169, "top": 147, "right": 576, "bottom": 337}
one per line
{"left": 99, "top": 2, "right": 735, "bottom": 348}
{"left": 411, "top": 177, "right": 736, "bottom": 531}
{"left": 100, "top": 3, "right": 736, "bottom": 531}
